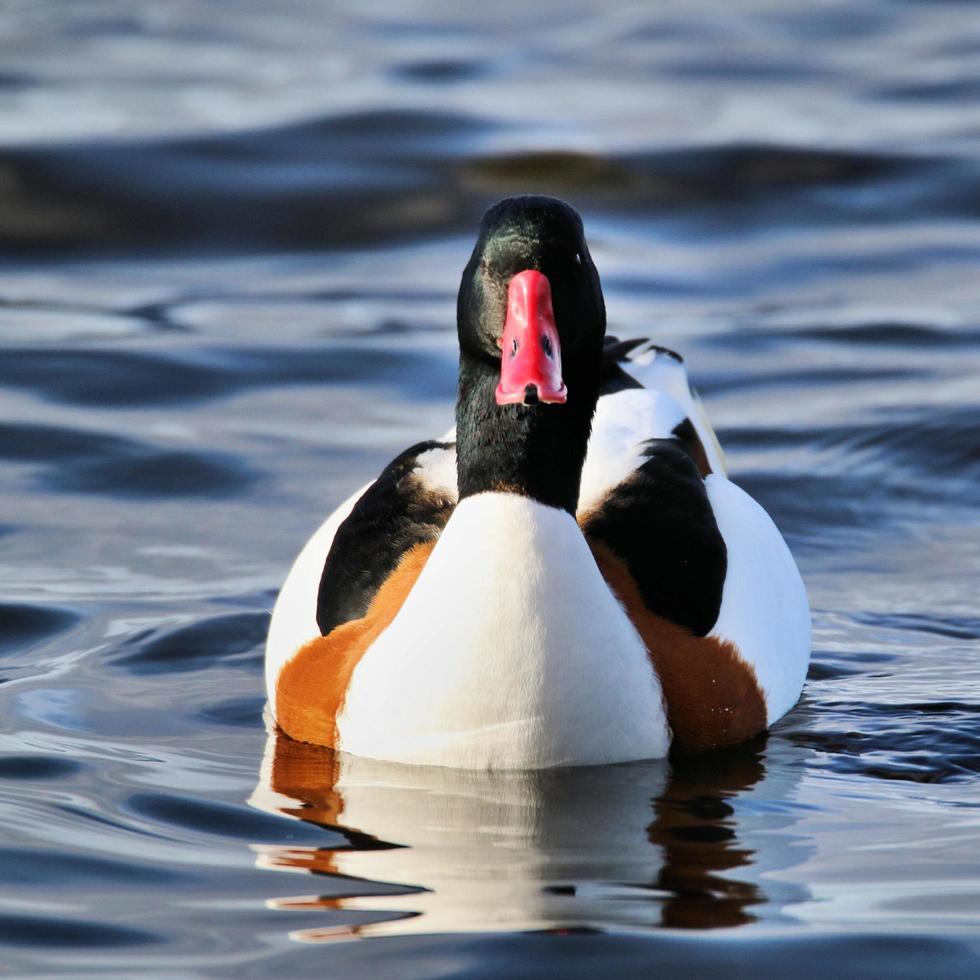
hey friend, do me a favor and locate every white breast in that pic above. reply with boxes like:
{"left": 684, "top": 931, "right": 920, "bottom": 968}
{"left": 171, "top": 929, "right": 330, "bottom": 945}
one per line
{"left": 338, "top": 493, "right": 670, "bottom": 769}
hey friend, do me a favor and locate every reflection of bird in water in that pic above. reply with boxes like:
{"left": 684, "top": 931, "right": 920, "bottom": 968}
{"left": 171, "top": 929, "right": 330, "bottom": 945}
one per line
{"left": 647, "top": 741, "right": 767, "bottom": 929}
{"left": 248, "top": 730, "right": 773, "bottom": 942}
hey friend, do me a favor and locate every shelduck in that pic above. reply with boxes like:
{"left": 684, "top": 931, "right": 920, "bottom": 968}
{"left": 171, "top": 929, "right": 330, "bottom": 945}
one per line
{"left": 265, "top": 195, "right": 810, "bottom": 769}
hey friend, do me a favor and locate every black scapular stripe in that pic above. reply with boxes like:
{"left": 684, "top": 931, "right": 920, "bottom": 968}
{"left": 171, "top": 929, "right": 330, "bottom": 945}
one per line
{"left": 582, "top": 439, "right": 727, "bottom": 636}
{"left": 315, "top": 440, "right": 456, "bottom": 636}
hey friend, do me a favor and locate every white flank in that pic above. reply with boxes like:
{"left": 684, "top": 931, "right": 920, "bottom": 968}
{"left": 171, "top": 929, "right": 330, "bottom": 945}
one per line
{"left": 338, "top": 493, "right": 670, "bottom": 769}
{"left": 265, "top": 447, "right": 459, "bottom": 711}
{"left": 705, "top": 474, "right": 811, "bottom": 723}
{"left": 579, "top": 347, "right": 730, "bottom": 516}
{"left": 579, "top": 386, "right": 685, "bottom": 515}
{"left": 623, "top": 344, "right": 727, "bottom": 474}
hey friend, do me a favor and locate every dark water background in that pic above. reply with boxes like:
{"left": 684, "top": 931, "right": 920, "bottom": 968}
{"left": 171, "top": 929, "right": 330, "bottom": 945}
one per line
{"left": 2, "top": 1, "right": 979, "bottom": 975}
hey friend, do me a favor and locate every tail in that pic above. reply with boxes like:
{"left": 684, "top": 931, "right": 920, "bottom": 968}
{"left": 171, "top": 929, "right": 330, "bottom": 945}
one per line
{"left": 603, "top": 336, "right": 727, "bottom": 476}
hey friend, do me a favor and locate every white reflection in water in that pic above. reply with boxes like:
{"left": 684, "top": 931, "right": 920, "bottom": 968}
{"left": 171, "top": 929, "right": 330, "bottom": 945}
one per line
{"left": 249, "top": 727, "right": 798, "bottom": 941}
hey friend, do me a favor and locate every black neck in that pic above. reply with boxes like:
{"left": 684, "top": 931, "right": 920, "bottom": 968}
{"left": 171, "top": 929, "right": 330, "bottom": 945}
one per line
{"left": 455, "top": 355, "right": 599, "bottom": 515}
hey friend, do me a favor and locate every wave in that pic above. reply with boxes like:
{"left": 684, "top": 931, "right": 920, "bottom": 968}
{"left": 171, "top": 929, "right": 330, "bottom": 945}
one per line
{"left": 3, "top": 109, "right": 976, "bottom": 255}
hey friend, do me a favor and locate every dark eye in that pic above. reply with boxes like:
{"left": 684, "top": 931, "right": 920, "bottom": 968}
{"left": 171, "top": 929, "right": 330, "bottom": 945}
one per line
{"left": 542, "top": 335, "right": 553, "bottom": 357}
{"left": 512, "top": 338, "right": 518, "bottom": 355}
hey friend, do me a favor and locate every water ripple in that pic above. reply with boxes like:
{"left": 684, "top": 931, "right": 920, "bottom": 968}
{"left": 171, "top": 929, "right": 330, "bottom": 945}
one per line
{"left": 111, "top": 612, "right": 268, "bottom": 676}
{"left": 0, "top": 914, "right": 159, "bottom": 949}
{"left": 0, "top": 422, "right": 256, "bottom": 500}
{"left": 0, "top": 346, "right": 454, "bottom": 407}
{"left": 0, "top": 603, "right": 80, "bottom": 655}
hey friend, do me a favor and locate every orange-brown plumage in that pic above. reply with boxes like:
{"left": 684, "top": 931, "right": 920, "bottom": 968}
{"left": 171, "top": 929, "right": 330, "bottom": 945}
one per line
{"left": 589, "top": 541, "right": 767, "bottom": 752}
{"left": 276, "top": 541, "right": 435, "bottom": 747}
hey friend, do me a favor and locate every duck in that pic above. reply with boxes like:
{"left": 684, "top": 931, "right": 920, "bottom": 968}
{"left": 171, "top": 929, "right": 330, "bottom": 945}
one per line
{"left": 265, "top": 195, "right": 810, "bottom": 769}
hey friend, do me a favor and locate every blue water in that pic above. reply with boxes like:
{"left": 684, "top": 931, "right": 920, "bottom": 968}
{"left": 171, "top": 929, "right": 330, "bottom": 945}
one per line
{"left": 1, "top": 1, "right": 979, "bottom": 975}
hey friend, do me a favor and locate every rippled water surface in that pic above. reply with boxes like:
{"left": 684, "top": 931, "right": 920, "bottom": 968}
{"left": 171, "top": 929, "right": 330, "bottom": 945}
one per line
{"left": 2, "top": 1, "right": 979, "bottom": 975}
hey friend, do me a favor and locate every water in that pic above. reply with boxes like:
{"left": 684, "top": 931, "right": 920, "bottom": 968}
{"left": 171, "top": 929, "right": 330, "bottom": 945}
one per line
{"left": 1, "top": 0, "right": 979, "bottom": 974}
